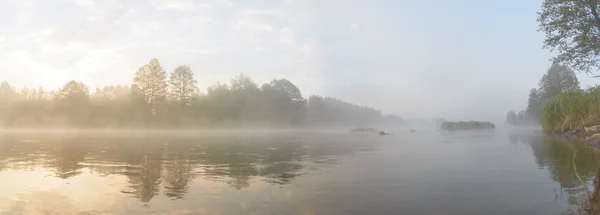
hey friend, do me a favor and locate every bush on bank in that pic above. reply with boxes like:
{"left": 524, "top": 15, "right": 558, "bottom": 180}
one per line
{"left": 541, "top": 87, "right": 600, "bottom": 133}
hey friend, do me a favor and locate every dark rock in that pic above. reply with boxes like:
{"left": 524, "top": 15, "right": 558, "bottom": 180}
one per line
{"left": 378, "top": 131, "right": 388, "bottom": 136}
{"left": 350, "top": 127, "right": 380, "bottom": 133}
{"left": 409, "top": 129, "right": 416, "bottom": 132}
{"left": 587, "top": 133, "right": 600, "bottom": 147}
{"left": 564, "top": 130, "right": 575, "bottom": 138}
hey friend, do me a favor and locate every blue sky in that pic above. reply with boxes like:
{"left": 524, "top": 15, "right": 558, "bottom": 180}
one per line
{"left": 0, "top": 0, "right": 597, "bottom": 121}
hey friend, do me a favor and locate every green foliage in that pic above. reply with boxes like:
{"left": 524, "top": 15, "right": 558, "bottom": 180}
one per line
{"left": 538, "top": 0, "right": 600, "bottom": 72}
{"left": 440, "top": 121, "right": 496, "bottom": 131}
{"left": 541, "top": 86, "right": 600, "bottom": 132}
{"left": 538, "top": 63, "right": 580, "bottom": 100}
{"left": 512, "top": 62, "right": 580, "bottom": 126}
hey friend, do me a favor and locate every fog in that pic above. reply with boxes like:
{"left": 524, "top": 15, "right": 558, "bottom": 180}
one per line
{"left": 1, "top": 0, "right": 598, "bottom": 124}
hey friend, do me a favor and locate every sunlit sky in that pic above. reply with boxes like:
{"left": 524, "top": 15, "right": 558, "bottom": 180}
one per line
{"left": 0, "top": 0, "right": 598, "bottom": 121}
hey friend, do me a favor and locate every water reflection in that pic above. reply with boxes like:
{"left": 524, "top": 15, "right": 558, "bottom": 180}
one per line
{"left": 0, "top": 132, "right": 376, "bottom": 204}
{"left": 509, "top": 130, "right": 600, "bottom": 213}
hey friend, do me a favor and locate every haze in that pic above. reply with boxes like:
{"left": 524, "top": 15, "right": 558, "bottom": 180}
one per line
{"left": 0, "top": 0, "right": 597, "bottom": 121}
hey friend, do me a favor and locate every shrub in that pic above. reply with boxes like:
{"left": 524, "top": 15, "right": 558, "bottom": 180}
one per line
{"left": 541, "top": 87, "right": 600, "bottom": 132}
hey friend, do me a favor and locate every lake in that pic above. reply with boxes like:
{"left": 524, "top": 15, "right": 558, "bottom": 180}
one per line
{"left": 0, "top": 128, "right": 597, "bottom": 215}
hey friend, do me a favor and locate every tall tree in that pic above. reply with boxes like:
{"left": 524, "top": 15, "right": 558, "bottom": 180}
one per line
{"left": 205, "top": 82, "right": 233, "bottom": 122}
{"left": 538, "top": 0, "right": 600, "bottom": 72}
{"left": 517, "top": 110, "right": 527, "bottom": 125}
{"left": 168, "top": 65, "right": 198, "bottom": 110}
{"left": 132, "top": 58, "right": 168, "bottom": 115}
{"left": 54, "top": 80, "right": 91, "bottom": 126}
{"left": 261, "top": 79, "right": 307, "bottom": 124}
{"left": 538, "top": 63, "right": 580, "bottom": 101}
{"left": 0, "top": 81, "right": 16, "bottom": 101}
{"left": 506, "top": 111, "right": 517, "bottom": 126}
{"left": 55, "top": 80, "right": 90, "bottom": 105}
{"left": 230, "top": 74, "right": 261, "bottom": 122}
{"left": 526, "top": 88, "right": 542, "bottom": 124}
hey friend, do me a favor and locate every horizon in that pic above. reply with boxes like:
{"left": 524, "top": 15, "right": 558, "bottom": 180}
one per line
{"left": 1, "top": 0, "right": 599, "bottom": 122}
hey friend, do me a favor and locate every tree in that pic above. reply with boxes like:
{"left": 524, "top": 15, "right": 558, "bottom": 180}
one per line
{"left": 517, "top": 110, "right": 527, "bottom": 125}
{"left": 526, "top": 88, "right": 542, "bottom": 124}
{"left": 260, "top": 79, "right": 307, "bottom": 124}
{"left": 168, "top": 65, "right": 198, "bottom": 110}
{"left": 55, "top": 80, "right": 90, "bottom": 105}
{"left": 132, "top": 58, "right": 168, "bottom": 115}
{"left": 205, "top": 82, "right": 233, "bottom": 122}
{"left": 230, "top": 74, "right": 261, "bottom": 122}
{"left": 506, "top": 111, "right": 517, "bottom": 126}
{"left": 54, "top": 80, "right": 91, "bottom": 126}
{"left": 538, "top": 63, "right": 580, "bottom": 101}
{"left": 0, "top": 81, "right": 16, "bottom": 101}
{"left": 538, "top": 0, "right": 600, "bottom": 72}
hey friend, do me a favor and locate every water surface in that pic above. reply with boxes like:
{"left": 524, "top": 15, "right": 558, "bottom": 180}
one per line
{"left": 0, "top": 129, "right": 597, "bottom": 215}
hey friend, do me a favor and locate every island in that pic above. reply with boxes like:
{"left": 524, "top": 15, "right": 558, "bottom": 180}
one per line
{"left": 440, "top": 121, "right": 496, "bottom": 131}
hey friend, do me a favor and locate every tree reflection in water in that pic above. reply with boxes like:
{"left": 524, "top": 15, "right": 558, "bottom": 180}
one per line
{"left": 509, "top": 130, "right": 600, "bottom": 214}
{"left": 0, "top": 132, "right": 375, "bottom": 203}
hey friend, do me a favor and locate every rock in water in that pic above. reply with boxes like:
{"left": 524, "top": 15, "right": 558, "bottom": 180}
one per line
{"left": 563, "top": 130, "right": 575, "bottom": 138}
{"left": 379, "top": 131, "right": 387, "bottom": 136}
{"left": 585, "top": 125, "right": 600, "bottom": 133}
{"left": 587, "top": 133, "right": 600, "bottom": 147}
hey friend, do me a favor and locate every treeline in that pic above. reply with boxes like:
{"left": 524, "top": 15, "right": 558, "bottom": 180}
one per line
{"left": 506, "top": 63, "right": 580, "bottom": 127}
{"left": 0, "top": 58, "right": 403, "bottom": 128}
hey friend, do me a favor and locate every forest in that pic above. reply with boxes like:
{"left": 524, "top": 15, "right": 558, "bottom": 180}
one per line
{"left": 0, "top": 58, "right": 403, "bottom": 128}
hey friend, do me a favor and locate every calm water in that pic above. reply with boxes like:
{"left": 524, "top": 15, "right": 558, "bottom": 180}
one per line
{"left": 0, "top": 129, "right": 598, "bottom": 215}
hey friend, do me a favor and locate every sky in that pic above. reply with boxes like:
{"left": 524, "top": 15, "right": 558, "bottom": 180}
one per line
{"left": 0, "top": 0, "right": 598, "bottom": 122}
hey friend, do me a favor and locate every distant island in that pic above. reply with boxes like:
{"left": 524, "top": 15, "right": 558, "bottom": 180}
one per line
{"left": 440, "top": 121, "right": 496, "bottom": 131}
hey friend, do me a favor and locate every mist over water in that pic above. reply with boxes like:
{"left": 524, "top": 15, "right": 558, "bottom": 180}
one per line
{"left": 4, "top": 0, "right": 600, "bottom": 214}
{"left": 0, "top": 129, "right": 595, "bottom": 215}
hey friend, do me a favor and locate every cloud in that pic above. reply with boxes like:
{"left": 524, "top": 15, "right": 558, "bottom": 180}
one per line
{"left": 232, "top": 18, "right": 274, "bottom": 33}
{"left": 0, "top": 0, "right": 324, "bottom": 110}
{"left": 151, "top": 0, "right": 212, "bottom": 11}
{"left": 65, "top": 0, "right": 95, "bottom": 10}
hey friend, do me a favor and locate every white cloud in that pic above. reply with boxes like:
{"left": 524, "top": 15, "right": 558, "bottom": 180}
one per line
{"left": 144, "top": 21, "right": 164, "bottom": 31}
{"left": 239, "top": 8, "right": 282, "bottom": 16}
{"left": 349, "top": 23, "right": 359, "bottom": 31}
{"left": 0, "top": 0, "right": 324, "bottom": 98}
{"left": 66, "top": 0, "right": 95, "bottom": 10}
{"left": 232, "top": 18, "right": 274, "bottom": 33}
{"left": 279, "top": 27, "right": 295, "bottom": 44}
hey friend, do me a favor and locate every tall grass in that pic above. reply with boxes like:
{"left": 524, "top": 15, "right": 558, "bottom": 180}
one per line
{"left": 541, "top": 86, "right": 600, "bottom": 132}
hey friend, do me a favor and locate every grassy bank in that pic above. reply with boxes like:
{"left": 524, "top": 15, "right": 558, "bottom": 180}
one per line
{"left": 440, "top": 121, "right": 495, "bottom": 131}
{"left": 541, "top": 87, "right": 600, "bottom": 133}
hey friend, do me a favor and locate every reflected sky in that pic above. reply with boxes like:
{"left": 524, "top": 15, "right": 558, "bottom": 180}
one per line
{"left": 0, "top": 130, "right": 598, "bottom": 215}
{"left": 0, "top": 131, "right": 378, "bottom": 214}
